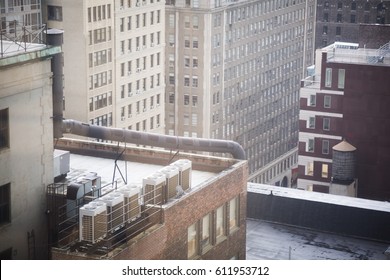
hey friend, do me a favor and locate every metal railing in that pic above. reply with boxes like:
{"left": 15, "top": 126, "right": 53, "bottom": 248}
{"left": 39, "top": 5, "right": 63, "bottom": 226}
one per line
{"left": 0, "top": 20, "right": 47, "bottom": 58}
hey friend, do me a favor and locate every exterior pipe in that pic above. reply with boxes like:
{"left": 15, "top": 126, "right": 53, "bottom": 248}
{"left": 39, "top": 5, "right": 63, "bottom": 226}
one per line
{"left": 62, "top": 119, "right": 246, "bottom": 160}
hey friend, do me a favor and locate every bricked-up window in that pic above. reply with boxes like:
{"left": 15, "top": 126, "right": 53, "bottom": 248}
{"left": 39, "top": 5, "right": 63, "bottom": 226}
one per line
{"left": 215, "top": 205, "right": 226, "bottom": 241}
{"left": 228, "top": 196, "right": 239, "bottom": 232}
{"left": 201, "top": 214, "right": 211, "bottom": 250}
{"left": 0, "top": 183, "right": 11, "bottom": 225}
{"left": 187, "top": 222, "right": 198, "bottom": 259}
{"left": 0, "top": 108, "right": 9, "bottom": 149}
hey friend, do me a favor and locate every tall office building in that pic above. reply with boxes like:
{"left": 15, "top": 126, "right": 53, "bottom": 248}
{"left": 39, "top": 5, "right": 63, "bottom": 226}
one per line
{"left": 1, "top": 0, "right": 43, "bottom": 43}
{"left": 165, "top": 0, "right": 316, "bottom": 186}
{"left": 44, "top": 0, "right": 166, "bottom": 134}
{"left": 315, "top": 0, "right": 390, "bottom": 49}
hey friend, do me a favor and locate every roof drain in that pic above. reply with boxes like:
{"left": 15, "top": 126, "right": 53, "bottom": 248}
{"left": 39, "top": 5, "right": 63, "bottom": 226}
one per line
{"left": 62, "top": 119, "right": 246, "bottom": 160}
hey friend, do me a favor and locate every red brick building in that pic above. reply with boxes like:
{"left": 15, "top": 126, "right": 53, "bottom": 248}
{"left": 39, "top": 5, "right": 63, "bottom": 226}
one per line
{"left": 49, "top": 138, "right": 248, "bottom": 260}
{"left": 298, "top": 41, "right": 390, "bottom": 201}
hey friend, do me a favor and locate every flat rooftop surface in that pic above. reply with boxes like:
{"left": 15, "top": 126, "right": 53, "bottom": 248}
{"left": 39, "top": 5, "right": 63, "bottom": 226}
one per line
{"left": 246, "top": 219, "right": 389, "bottom": 260}
{"left": 68, "top": 153, "right": 217, "bottom": 190}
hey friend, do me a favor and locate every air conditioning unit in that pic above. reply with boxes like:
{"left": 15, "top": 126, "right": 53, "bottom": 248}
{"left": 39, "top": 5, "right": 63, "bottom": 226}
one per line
{"left": 118, "top": 184, "right": 141, "bottom": 223}
{"left": 136, "top": 68, "right": 141, "bottom": 73}
{"left": 98, "top": 192, "right": 125, "bottom": 233}
{"left": 128, "top": 114, "right": 132, "bottom": 118}
{"left": 143, "top": 108, "right": 147, "bottom": 112}
{"left": 159, "top": 165, "right": 179, "bottom": 201}
{"left": 142, "top": 172, "right": 166, "bottom": 205}
{"left": 136, "top": 1, "right": 141, "bottom": 7}
{"left": 170, "top": 159, "right": 192, "bottom": 192}
{"left": 136, "top": 90, "right": 141, "bottom": 94}
{"left": 151, "top": 43, "right": 155, "bottom": 47}
{"left": 128, "top": 71, "right": 132, "bottom": 76}
{"left": 150, "top": 105, "right": 154, "bottom": 109}
{"left": 79, "top": 201, "right": 107, "bottom": 243}
{"left": 142, "top": 45, "right": 146, "bottom": 49}
{"left": 121, "top": 116, "right": 126, "bottom": 121}
{"left": 136, "top": 46, "right": 140, "bottom": 51}
{"left": 128, "top": 92, "right": 133, "bottom": 97}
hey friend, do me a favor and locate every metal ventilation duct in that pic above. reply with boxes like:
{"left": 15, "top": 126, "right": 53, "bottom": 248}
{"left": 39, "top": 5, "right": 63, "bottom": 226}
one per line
{"left": 61, "top": 119, "right": 246, "bottom": 160}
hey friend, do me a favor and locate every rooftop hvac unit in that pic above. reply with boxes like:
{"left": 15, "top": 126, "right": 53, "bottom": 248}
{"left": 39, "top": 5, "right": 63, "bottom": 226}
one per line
{"left": 160, "top": 165, "right": 179, "bottom": 201}
{"left": 98, "top": 191, "right": 125, "bottom": 233}
{"left": 79, "top": 201, "right": 107, "bottom": 243}
{"left": 118, "top": 184, "right": 141, "bottom": 223}
{"left": 142, "top": 172, "right": 166, "bottom": 205}
{"left": 170, "top": 159, "right": 192, "bottom": 192}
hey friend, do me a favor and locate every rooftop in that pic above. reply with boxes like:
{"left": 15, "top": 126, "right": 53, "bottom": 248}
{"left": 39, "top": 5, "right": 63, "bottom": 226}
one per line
{"left": 248, "top": 184, "right": 390, "bottom": 212}
{"left": 325, "top": 41, "right": 390, "bottom": 66}
{"left": 246, "top": 219, "right": 389, "bottom": 260}
{"left": 67, "top": 153, "right": 217, "bottom": 193}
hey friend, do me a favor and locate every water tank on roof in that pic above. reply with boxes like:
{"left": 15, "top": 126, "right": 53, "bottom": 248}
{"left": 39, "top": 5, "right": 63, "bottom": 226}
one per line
{"left": 332, "top": 140, "right": 356, "bottom": 182}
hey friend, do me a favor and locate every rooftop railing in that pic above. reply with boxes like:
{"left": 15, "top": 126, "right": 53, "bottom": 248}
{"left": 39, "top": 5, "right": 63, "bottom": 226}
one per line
{"left": 0, "top": 20, "right": 47, "bottom": 58}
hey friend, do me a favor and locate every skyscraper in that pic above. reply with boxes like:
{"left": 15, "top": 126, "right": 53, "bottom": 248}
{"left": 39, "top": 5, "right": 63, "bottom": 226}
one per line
{"left": 165, "top": 0, "right": 316, "bottom": 185}
{"left": 44, "top": 0, "right": 166, "bottom": 134}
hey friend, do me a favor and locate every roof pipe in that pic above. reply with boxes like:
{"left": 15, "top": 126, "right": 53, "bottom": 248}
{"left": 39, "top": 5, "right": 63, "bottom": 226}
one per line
{"left": 62, "top": 119, "right": 246, "bottom": 160}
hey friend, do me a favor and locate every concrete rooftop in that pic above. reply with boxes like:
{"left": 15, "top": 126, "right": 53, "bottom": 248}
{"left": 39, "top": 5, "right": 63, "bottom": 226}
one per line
{"left": 246, "top": 219, "right": 389, "bottom": 260}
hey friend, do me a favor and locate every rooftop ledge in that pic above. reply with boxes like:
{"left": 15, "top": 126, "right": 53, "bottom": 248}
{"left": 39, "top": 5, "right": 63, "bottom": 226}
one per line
{"left": 0, "top": 41, "right": 61, "bottom": 67}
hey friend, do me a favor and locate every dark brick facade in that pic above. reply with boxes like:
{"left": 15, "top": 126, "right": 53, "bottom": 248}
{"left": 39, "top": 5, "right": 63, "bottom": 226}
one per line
{"left": 316, "top": 0, "right": 390, "bottom": 49}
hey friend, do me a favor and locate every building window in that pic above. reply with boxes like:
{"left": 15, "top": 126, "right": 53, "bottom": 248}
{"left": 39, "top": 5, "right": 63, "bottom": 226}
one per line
{"left": 169, "top": 14, "right": 175, "bottom": 28}
{"left": 321, "top": 164, "right": 329, "bottom": 178}
{"left": 337, "top": 2, "right": 342, "bottom": 10}
{"left": 309, "top": 117, "right": 315, "bottom": 129}
{"left": 322, "top": 140, "right": 329, "bottom": 154}
{"left": 351, "top": 2, "right": 357, "bottom": 11}
{"left": 192, "top": 95, "right": 198, "bottom": 107}
{"left": 325, "top": 68, "right": 332, "bottom": 88}
{"left": 201, "top": 214, "right": 211, "bottom": 250}
{"left": 48, "top": 6, "right": 63, "bottom": 21}
{"left": 338, "top": 69, "right": 345, "bottom": 89}
{"left": 309, "top": 95, "right": 316, "bottom": 106}
{"left": 323, "top": 26, "right": 328, "bottom": 35}
{"left": 307, "top": 162, "right": 314, "bottom": 176}
{"left": 351, "top": 14, "right": 356, "bottom": 23}
{"left": 229, "top": 196, "right": 239, "bottom": 232}
{"left": 184, "top": 94, "right": 190, "bottom": 105}
{"left": 323, "top": 118, "right": 330, "bottom": 131}
{"left": 0, "top": 108, "right": 9, "bottom": 149}
{"left": 184, "top": 77, "right": 190, "bottom": 87}
{"left": 337, "top": 14, "right": 342, "bottom": 22}
{"left": 193, "top": 16, "right": 199, "bottom": 29}
{"left": 0, "top": 183, "right": 11, "bottom": 225}
{"left": 215, "top": 205, "right": 226, "bottom": 241}
{"left": 188, "top": 223, "right": 198, "bottom": 259}
{"left": 324, "top": 95, "right": 331, "bottom": 108}
{"left": 336, "top": 26, "right": 341, "bottom": 36}
{"left": 308, "top": 139, "right": 314, "bottom": 152}
{"left": 192, "top": 37, "right": 198, "bottom": 48}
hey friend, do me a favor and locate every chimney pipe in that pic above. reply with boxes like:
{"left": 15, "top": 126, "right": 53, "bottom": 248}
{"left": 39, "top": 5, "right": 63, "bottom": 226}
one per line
{"left": 46, "top": 28, "right": 64, "bottom": 139}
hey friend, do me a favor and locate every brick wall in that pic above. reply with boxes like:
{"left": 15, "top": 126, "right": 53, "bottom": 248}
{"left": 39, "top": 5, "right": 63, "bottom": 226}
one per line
{"left": 112, "top": 161, "right": 248, "bottom": 260}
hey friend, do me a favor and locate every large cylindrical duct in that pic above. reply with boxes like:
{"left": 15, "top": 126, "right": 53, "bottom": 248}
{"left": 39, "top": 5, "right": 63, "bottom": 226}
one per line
{"left": 62, "top": 119, "right": 246, "bottom": 160}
